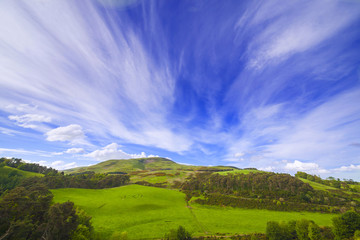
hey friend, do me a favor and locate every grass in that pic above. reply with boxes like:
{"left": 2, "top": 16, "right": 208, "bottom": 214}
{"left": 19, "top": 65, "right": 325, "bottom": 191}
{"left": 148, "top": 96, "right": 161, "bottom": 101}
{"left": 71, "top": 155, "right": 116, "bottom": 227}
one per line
{"left": 52, "top": 185, "right": 338, "bottom": 239}
{"left": 0, "top": 166, "right": 43, "bottom": 178}
{"left": 191, "top": 204, "right": 336, "bottom": 235}
{"left": 52, "top": 185, "right": 199, "bottom": 239}
{"left": 298, "top": 178, "right": 337, "bottom": 191}
{"left": 216, "top": 169, "right": 263, "bottom": 175}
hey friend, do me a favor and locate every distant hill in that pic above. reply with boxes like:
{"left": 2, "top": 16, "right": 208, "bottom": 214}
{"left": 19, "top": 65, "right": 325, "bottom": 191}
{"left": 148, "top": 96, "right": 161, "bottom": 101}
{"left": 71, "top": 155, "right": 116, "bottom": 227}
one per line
{"left": 64, "top": 157, "right": 239, "bottom": 174}
{"left": 64, "top": 157, "right": 252, "bottom": 187}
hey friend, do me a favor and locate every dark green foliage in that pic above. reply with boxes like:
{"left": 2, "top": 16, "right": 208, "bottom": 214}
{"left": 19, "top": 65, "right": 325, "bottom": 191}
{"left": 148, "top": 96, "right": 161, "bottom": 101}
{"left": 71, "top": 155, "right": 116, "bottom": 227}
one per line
{"left": 320, "top": 226, "right": 334, "bottom": 240}
{"left": 308, "top": 222, "right": 321, "bottom": 240}
{"left": 183, "top": 172, "right": 358, "bottom": 213}
{"left": 0, "top": 185, "right": 94, "bottom": 240}
{"left": 354, "top": 230, "right": 360, "bottom": 240}
{"left": 42, "top": 201, "right": 78, "bottom": 240}
{"left": 332, "top": 211, "right": 360, "bottom": 239}
{"left": 0, "top": 169, "right": 22, "bottom": 195}
{"left": 295, "top": 219, "right": 311, "bottom": 240}
{"left": 164, "top": 226, "right": 192, "bottom": 240}
{"left": 266, "top": 221, "right": 291, "bottom": 240}
{"left": 0, "top": 157, "right": 58, "bottom": 175}
{"left": 20, "top": 172, "right": 130, "bottom": 189}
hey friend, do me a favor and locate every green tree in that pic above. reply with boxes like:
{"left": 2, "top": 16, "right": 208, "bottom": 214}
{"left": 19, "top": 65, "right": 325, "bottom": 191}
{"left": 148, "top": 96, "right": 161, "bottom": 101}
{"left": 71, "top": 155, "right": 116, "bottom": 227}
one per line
{"left": 354, "top": 230, "right": 360, "bottom": 240}
{"left": 296, "top": 219, "right": 311, "bottom": 240}
{"left": 41, "top": 201, "right": 78, "bottom": 240}
{"left": 308, "top": 222, "right": 321, "bottom": 240}
{"left": 332, "top": 211, "right": 360, "bottom": 240}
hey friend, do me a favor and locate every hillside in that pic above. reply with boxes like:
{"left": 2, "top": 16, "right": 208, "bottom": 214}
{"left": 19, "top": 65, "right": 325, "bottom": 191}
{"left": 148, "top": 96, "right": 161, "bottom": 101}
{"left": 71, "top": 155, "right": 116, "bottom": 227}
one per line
{"left": 0, "top": 165, "right": 43, "bottom": 178}
{"left": 52, "top": 184, "right": 336, "bottom": 239}
{"left": 65, "top": 157, "right": 238, "bottom": 174}
{"left": 65, "top": 157, "right": 246, "bottom": 187}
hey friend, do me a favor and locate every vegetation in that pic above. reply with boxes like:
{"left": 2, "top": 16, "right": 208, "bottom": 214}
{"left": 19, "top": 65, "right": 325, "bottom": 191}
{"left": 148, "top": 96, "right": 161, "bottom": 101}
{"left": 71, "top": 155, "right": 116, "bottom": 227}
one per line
{"left": 20, "top": 172, "right": 130, "bottom": 189}
{"left": 182, "top": 172, "right": 359, "bottom": 213}
{"left": 0, "top": 166, "right": 43, "bottom": 195}
{"left": 0, "top": 157, "right": 58, "bottom": 175}
{"left": 266, "top": 211, "right": 360, "bottom": 240}
{"left": 0, "top": 184, "right": 95, "bottom": 240}
{"left": 52, "top": 184, "right": 337, "bottom": 239}
{"left": 1, "top": 157, "right": 360, "bottom": 239}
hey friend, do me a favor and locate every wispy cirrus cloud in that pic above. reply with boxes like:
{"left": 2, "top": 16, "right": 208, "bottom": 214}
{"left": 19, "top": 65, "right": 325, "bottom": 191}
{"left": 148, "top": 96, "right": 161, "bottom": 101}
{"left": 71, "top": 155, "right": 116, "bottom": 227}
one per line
{"left": 0, "top": 0, "right": 191, "bottom": 152}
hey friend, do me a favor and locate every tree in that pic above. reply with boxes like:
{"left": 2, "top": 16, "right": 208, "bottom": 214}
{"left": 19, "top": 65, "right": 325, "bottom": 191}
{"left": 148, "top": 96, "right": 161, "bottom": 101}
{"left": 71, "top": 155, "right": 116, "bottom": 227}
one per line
{"left": 266, "top": 221, "right": 288, "bottom": 240}
{"left": 41, "top": 201, "right": 78, "bottom": 240}
{"left": 296, "top": 219, "right": 311, "bottom": 240}
{"left": 332, "top": 211, "right": 360, "bottom": 240}
{"left": 308, "top": 222, "right": 321, "bottom": 240}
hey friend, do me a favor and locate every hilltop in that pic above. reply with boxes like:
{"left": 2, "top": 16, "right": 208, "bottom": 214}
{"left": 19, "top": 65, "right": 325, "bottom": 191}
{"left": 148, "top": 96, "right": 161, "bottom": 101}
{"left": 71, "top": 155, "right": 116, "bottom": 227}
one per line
{"left": 64, "top": 157, "right": 238, "bottom": 174}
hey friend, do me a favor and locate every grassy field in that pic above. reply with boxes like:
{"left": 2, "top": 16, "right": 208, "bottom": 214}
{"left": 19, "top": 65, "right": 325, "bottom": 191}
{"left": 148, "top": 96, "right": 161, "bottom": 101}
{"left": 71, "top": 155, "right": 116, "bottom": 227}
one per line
{"left": 191, "top": 204, "right": 336, "bottom": 236}
{"left": 52, "top": 184, "right": 338, "bottom": 239}
{"left": 216, "top": 169, "right": 263, "bottom": 175}
{"left": 298, "top": 178, "right": 337, "bottom": 191}
{"left": 52, "top": 185, "right": 199, "bottom": 239}
{"left": 0, "top": 166, "right": 43, "bottom": 178}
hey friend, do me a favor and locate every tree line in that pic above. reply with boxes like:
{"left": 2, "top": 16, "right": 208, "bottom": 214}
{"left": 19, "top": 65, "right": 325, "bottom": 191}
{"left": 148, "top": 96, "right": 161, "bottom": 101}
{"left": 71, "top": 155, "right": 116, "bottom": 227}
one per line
{"left": 181, "top": 172, "right": 359, "bottom": 213}
{"left": 21, "top": 172, "right": 130, "bottom": 190}
{"left": 0, "top": 157, "right": 58, "bottom": 175}
{"left": 0, "top": 184, "right": 95, "bottom": 240}
{"left": 266, "top": 211, "right": 360, "bottom": 240}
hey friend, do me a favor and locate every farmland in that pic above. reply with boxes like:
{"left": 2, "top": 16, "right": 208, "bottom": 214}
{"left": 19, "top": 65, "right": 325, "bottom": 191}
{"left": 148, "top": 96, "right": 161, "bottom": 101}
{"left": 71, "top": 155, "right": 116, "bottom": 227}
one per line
{"left": 52, "top": 184, "right": 338, "bottom": 239}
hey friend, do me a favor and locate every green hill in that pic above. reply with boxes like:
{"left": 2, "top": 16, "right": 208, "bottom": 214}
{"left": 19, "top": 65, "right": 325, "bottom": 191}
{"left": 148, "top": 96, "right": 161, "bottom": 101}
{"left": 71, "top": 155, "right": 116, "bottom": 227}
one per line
{"left": 0, "top": 165, "right": 43, "bottom": 178}
{"left": 52, "top": 184, "right": 337, "bottom": 239}
{"left": 65, "top": 157, "right": 236, "bottom": 174}
{"left": 65, "top": 157, "right": 239, "bottom": 187}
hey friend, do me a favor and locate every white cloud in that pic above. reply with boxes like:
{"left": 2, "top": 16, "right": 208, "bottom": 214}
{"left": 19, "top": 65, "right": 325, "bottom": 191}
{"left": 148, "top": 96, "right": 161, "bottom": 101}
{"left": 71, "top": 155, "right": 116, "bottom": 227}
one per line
{"left": 0, "top": 0, "right": 191, "bottom": 153}
{"left": 244, "top": 0, "right": 360, "bottom": 68}
{"left": 45, "top": 124, "right": 85, "bottom": 144}
{"left": 85, "top": 143, "right": 149, "bottom": 161}
{"left": 65, "top": 148, "right": 85, "bottom": 154}
{"left": 9, "top": 114, "right": 51, "bottom": 129}
{"left": 5, "top": 104, "right": 37, "bottom": 113}
{"left": 284, "top": 160, "right": 320, "bottom": 171}
{"left": 50, "top": 160, "right": 77, "bottom": 170}
{"left": 334, "top": 164, "right": 360, "bottom": 172}
{"left": 234, "top": 152, "right": 244, "bottom": 158}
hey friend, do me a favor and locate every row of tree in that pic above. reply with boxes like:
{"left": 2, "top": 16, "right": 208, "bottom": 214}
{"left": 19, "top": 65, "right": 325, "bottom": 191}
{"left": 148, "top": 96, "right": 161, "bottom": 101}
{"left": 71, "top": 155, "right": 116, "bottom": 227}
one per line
{"left": 266, "top": 211, "right": 360, "bottom": 240}
{"left": 0, "top": 184, "right": 95, "bottom": 240}
{"left": 0, "top": 157, "right": 58, "bottom": 175}
{"left": 181, "top": 172, "right": 359, "bottom": 212}
{"left": 21, "top": 171, "right": 130, "bottom": 189}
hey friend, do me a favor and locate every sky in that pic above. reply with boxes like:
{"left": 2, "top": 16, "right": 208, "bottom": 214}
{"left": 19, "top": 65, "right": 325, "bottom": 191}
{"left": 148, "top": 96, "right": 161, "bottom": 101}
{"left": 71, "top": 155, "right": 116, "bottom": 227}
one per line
{"left": 1, "top": 0, "right": 360, "bottom": 180}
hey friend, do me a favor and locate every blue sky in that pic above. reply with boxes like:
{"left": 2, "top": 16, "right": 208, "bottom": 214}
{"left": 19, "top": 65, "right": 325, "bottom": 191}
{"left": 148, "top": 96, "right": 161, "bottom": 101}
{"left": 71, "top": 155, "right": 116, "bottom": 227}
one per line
{"left": 1, "top": 0, "right": 360, "bottom": 180}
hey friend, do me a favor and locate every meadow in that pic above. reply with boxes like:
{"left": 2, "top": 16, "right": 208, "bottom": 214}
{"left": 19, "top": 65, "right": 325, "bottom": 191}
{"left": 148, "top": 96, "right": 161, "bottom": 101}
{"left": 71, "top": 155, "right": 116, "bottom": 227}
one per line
{"left": 52, "top": 184, "right": 338, "bottom": 239}
{"left": 0, "top": 165, "right": 43, "bottom": 178}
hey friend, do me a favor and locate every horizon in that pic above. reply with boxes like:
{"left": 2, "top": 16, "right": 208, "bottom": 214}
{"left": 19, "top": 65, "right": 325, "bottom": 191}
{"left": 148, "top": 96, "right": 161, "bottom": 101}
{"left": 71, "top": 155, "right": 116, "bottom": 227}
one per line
{"left": 1, "top": 0, "right": 360, "bottom": 180}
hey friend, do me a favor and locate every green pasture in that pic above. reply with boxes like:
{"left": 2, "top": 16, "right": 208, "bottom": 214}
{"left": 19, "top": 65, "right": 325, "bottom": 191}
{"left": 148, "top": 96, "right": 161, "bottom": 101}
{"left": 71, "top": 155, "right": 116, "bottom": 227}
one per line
{"left": 298, "top": 178, "right": 337, "bottom": 191}
{"left": 215, "top": 169, "right": 263, "bottom": 175}
{"left": 52, "top": 184, "right": 337, "bottom": 239}
{"left": 0, "top": 166, "right": 43, "bottom": 178}
{"left": 52, "top": 185, "right": 198, "bottom": 239}
{"left": 191, "top": 204, "right": 336, "bottom": 235}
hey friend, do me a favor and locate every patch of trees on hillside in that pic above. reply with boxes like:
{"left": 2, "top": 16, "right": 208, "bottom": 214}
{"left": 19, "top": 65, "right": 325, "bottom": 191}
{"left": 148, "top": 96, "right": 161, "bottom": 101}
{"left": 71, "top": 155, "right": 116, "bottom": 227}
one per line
{"left": 181, "top": 172, "right": 359, "bottom": 213}
{"left": 0, "top": 185, "right": 95, "bottom": 240}
{"left": 266, "top": 211, "right": 360, "bottom": 240}
{"left": 0, "top": 157, "right": 58, "bottom": 175}
{"left": 295, "top": 171, "right": 360, "bottom": 192}
{"left": 21, "top": 172, "right": 130, "bottom": 189}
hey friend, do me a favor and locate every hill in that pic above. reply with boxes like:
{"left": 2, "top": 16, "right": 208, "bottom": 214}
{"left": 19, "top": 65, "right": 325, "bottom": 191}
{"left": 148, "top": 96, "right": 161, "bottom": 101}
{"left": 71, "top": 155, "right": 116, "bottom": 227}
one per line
{"left": 52, "top": 184, "right": 336, "bottom": 239}
{"left": 65, "top": 157, "right": 248, "bottom": 187}
{"left": 0, "top": 165, "right": 43, "bottom": 178}
{"left": 65, "top": 157, "right": 238, "bottom": 174}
